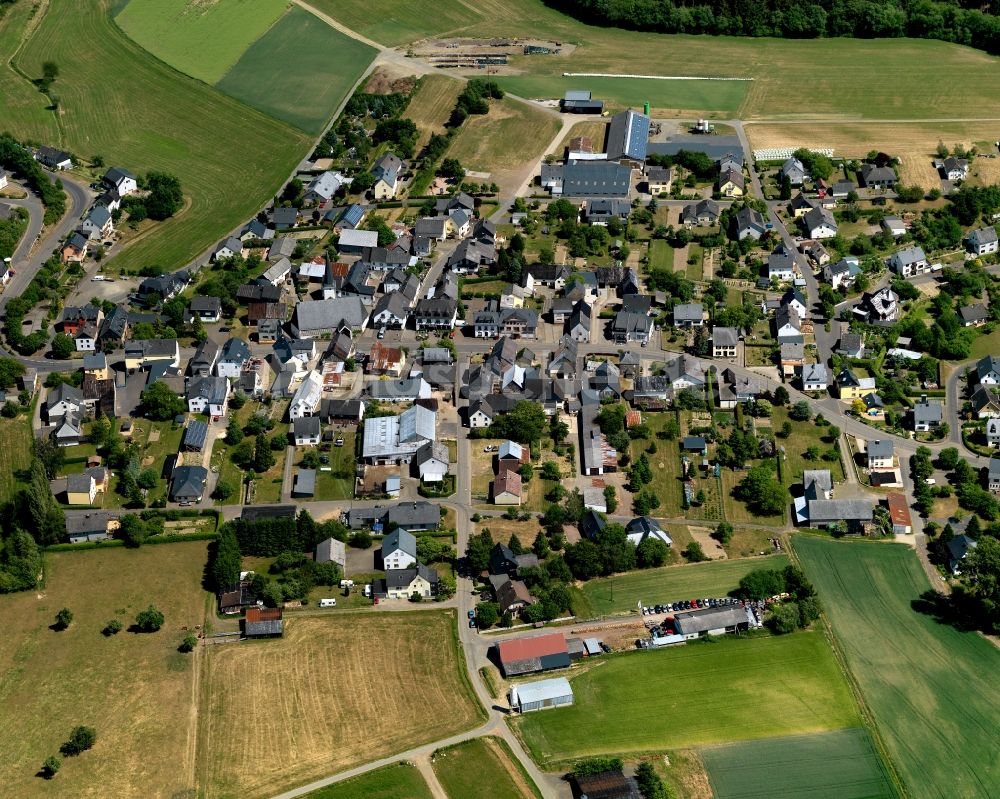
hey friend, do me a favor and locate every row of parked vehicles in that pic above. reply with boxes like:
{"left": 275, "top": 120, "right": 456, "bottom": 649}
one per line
{"left": 641, "top": 596, "right": 741, "bottom": 615}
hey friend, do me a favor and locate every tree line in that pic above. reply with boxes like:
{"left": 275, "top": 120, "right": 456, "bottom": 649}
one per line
{"left": 544, "top": 0, "right": 1000, "bottom": 56}
{"left": 0, "top": 133, "right": 67, "bottom": 223}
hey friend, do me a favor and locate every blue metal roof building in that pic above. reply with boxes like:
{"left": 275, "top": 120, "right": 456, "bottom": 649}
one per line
{"left": 607, "top": 110, "right": 650, "bottom": 162}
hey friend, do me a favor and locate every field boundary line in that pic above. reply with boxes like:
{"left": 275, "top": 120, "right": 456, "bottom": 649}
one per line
{"left": 789, "top": 536, "right": 908, "bottom": 799}
{"left": 561, "top": 71, "right": 753, "bottom": 81}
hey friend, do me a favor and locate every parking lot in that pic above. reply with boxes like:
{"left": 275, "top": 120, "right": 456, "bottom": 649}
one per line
{"left": 636, "top": 596, "right": 771, "bottom": 646}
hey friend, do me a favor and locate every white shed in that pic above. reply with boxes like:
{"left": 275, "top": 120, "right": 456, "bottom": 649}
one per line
{"left": 509, "top": 676, "right": 574, "bottom": 713}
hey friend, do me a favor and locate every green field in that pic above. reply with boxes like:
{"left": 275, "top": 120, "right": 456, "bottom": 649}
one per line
{"left": 216, "top": 6, "right": 377, "bottom": 134}
{"left": 303, "top": 763, "right": 433, "bottom": 799}
{"left": 647, "top": 239, "right": 674, "bottom": 270}
{"left": 497, "top": 75, "right": 748, "bottom": 114}
{"left": 701, "top": 728, "right": 898, "bottom": 799}
{"left": 116, "top": 0, "right": 289, "bottom": 84}
{"left": 306, "top": 0, "right": 481, "bottom": 47}
{"left": 0, "top": 416, "right": 32, "bottom": 505}
{"left": 0, "top": 0, "right": 59, "bottom": 143}
{"left": 433, "top": 737, "right": 540, "bottom": 799}
{"left": 9, "top": 0, "right": 310, "bottom": 274}
{"left": 772, "top": 407, "right": 846, "bottom": 485}
{"left": 0, "top": 542, "right": 210, "bottom": 799}
{"left": 514, "top": 632, "right": 859, "bottom": 766}
{"left": 794, "top": 536, "right": 1000, "bottom": 799}
{"left": 576, "top": 555, "right": 790, "bottom": 618}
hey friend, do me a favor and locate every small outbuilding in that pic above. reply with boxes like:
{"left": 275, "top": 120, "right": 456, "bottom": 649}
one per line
{"left": 509, "top": 676, "right": 574, "bottom": 713}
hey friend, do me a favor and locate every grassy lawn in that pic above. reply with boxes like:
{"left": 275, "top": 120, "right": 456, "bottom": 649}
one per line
{"left": 575, "top": 554, "right": 790, "bottom": 618}
{"left": 772, "top": 406, "right": 845, "bottom": 485}
{"left": 648, "top": 239, "right": 674, "bottom": 271}
{"left": 302, "top": 763, "right": 433, "bottom": 799}
{"left": 407, "top": 74, "right": 465, "bottom": 148}
{"left": 721, "top": 469, "right": 785, "bottom": 527}
{"left": 293, "top": 432, "right": 356, "bottom": 501}
{"left": 794, "top": 536, "right": 1000, "bottom": 799}
{"left": 8, "top": 0, "right": 311, "bottom": 275}
{"left": 0, "top": 0, "right": 58, "bottom": 143}
{"left": 248, "top": 439, "right": 287, "bottom": 504}
{"left": 685, "top": 242, "right": 704, "bottom": 282}
{"left": 199, "top": 611, "right": 483, "bottom": 798}
{"left": 969, "top": 327, "right": 1000, "bottom": 360}
{"left": 0, "top": 543, "right": 210, "bottom": 799}
{"left": 629, "top": 413, "right": 684, "bottom": 517}
{"left": 701, "top": 728, "right": 898, "bottom": 799}
{"left": 0, "top": 416, "right": 33, "bottom": 505}
{"left": 433, "top": 736, "right": 541, "bottom": 799}
{"left": 216, "top": 7, "right": 378, "bottom": 134}
{"left": 115, "top": 0, "right": 288, "bottom": 84}
{"left": 513, "top": 631, "right": 860, "bottom": 767}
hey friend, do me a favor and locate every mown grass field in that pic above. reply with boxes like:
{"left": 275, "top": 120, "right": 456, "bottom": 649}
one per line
{"left": 313, "top": 0, "right": 1000, "bottom": 120}
{"left": 701, "top": 728, "right": 898, "bottom": 799}
{"left": 575, "top": 555, "right": 790, "bottom": 618}
{"left": 648, "top": 239, "right": 674, "bottom": 270}
{"left": 10, "top": 0, "right": 310, "bottom": 274}
{"left": 0, "top": 0, "right": 59, "bottom": 143}
{"left": 407, "top": 75, "right": 465, "bottom": 148}
{"left": 0, "top": 542, "right": 210, "bottom": 799}
{"left": 513, "top": 632, "right": 859, "bottom": 766}
{"left": 794, "top": 536, "right": 1000, "bottom": 799}
{"left": 772, "top": 406, "right": 846, "bottom": 485}
{"left": 216, "top": 6, "right": 377, "bottom": 134}
{"left": 115, "top": 0, "right": 289, "bottom": 84}
{"left": 0, "top": 416, "right": 33, "bottom": 505}
{"left": 303, "top": 763, "right": 433, "bottom": 799}
{"left": 432, "top": 737, "right": 541, "bottom": 799}
{"left": 198, "top": 611, "right": 483, "bottom": 798}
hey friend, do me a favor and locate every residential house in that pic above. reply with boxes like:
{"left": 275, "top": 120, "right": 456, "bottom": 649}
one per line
{"left": 645, "top": 165, "right": 672, "bottom": 194}
{"left": 966, "top": 226, "right": 999, "bottom": 256}
{"left": 98, "top": 306, "right": 129, "bottom": 348}
{"left": 734, "top": 206, "right": 766, "bottom": 240}
{"left": 240, "top": 218, "right": 270, "bottom": 242}
{"left": 585, "top": 198, "right": 631, "bottom": 226}
{"left": 124, "top": 339, "right": 179, "bottom": 371}
{"left": 624, "top": 517, "right": 673, "bottom": 548}
{"left": 315, "top": 537, "right": 346, "bottom": 570}
{"left": 977, "top": 355, "right": 1000, "bottom": 385}
{"left": 493, "top": 468, "right": 522, "bottom": 505}
{"left": 568, "top": 301, "right": 592, "bottom": 343}
{"left": 948, "top": 534, "right": 978, "bottom": 575}
{"left": 52, "top": 412, "right": 85, "bottom": 446}
{"left": 836, "top": 368, "right": 877, "bottom": 400}
{"left": 447, "top": 238, "right": 495, "bottom": 274}
{"left": 867, "top": 439, "right": 894, "bottom": 469}
{"left": 62, "top": 231, "right": 88, "bottom": 263}
{"left": 189, "top": 339, "right": 220, "bottom": 377}
{"left": 213, "top": 236, "right": 243, "bottom": 261}
{"left": 611, "top": 309, "right": 654, "bottom": 344}
{"left": 824, "top": 257, "right": 861, "bottom": 289}
{"left": 780, "top": 287, "right": 809, "bottom": 320}
{"left": 368, "top": 341, "right": 406, "bottom": 377}
{"left": 381, "top": 529, "right": 418, "bottom": 570}
{"left": 523, "top": 264, "right": 571, "bottom": 292}
{"left": 304, "top": 170, "right": 345, "bottom": 205}
{"left": 780, "top": 341, "right": 805, "bottom": 376}
{"left": 271, "top": 206, "right": 299, "bottom": 230}
{"left": 912, "top": 397, "right": 943, "bottom": 432}
{"left": 65, "top": 510, "right": 120, "bottom": 544}
{"left": 187, "top": 376, "right": 229, "bottom": 417}
{"left": 292, "top": 416, "right": 322, "bottom": 446}
{"left": 803, "top": 206, "right": 837, "bottom": 239}
{"left": 789, "top": 192, "right": 819, "bottom": 218}
{"left": 681, "top": 199, "right": 720, "bottom": 226}
{"left": 290, "top": 297, "right": 369, "bottom": 338}
{"left": 673, "top": 303, "right": 704, "bottom": 328}
{"left": 711, "top": 326, "right": 738, "bottom": 358}
{"left": 938, "top": 157, "right": 969, "bottom": 180}
{"left": 80, "top": 205, "right": 114, "bottom": 241}
{"left": 801, "top": 362, "right": 828, "bottom": 392}
{"left": 216, "top": 337, "right": 251, "bottom": 378}
{"left": 662, "top": 354, "right": 706, "bottom": 393}
{"left": 414, "top": 440, "right": 449, "bottom": 483}
{"left": 959, "top": 305, "right": 988, "bottom": 327}
{"left": 768, "top": 246, "right": 796, "bottom": 282}
{"left": 433, "top": 192, "right": 475, "bottom": 217}
{"left": 990, "top": 457, "right": 1000, "bottom": 492}
{"left": 858, "top": 163, "right": 897, "bottom": 189}
{"left": 61, "top": 304, "right": 103, "bottom": 336}
{"left": 491, "top": 576, "right": 536, "bottom": 616}
{"left": 774, "top": 306, "right": 802, "bottom": 340}
{"left": 170, "top": 465, "right": 208, "bottom": 503}
{"left": 369, "top": 376, "right": 432, "bottom": 403}
{"left": 288, "top": 370, "right": 323, "bottom": 419}
{"left": 889, "top": 246, "right": 930, "bottom": 278}
{"left": 780, "top": 156, "right": 806, "bottom": 186}
{"left": 881, "top": 216, "right": 906, "bottom": 237}
{"left": 591, "top": 360, "right": 621, "bottom": 399}
{"left": 987, "top": 417, "right": 1000, "bottom": 448}
{"left": 262, "top": 258, "right": 292, "bottom": 286}
{"left": 413, "top": 298, "right": 458, "bottom": 331}
{"left": 370, "top": 292, "right": 410, "bottom": 330}
{"left": 34, "top": 146, "right": 73, "bottom": 170}
{"left": 371, "top": 564, "right": 439, "bottom": 600}
{"left": 467, "top": 394, "right": 516, "bottom": 428}
{"left": 855, "top": 287, "right": 900, "bottom": 324}
{"left": 717, "top": 166, "right": 745, "bottom": 197}
{"left": 372, "top": 152, "right": 403, "bottom": 199}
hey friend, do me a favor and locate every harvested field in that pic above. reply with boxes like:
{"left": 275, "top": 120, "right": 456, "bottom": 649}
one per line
{"left": 407, "top": 74, "right": 464, "bottom": 148}
{"left": 745, "top": 121, "right": 1000, "bottom": 186}
{"left": 198, "top": 611, "right": 482, "bottom": 798}
{"left": 0, "top": 543, "right": 210, "bottom": 799}
{"left": 551, "top": 120, "right": 609, "bottom": 155}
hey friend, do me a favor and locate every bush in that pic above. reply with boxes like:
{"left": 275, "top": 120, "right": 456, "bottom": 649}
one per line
{"left": 54, "top": 608, "right": 73, "bottom": 630}
{"left": 41, "top": 755, "right": 61, "bottom": 779}
{"left": 135, "top": 605, "right": 164, "bottom": 632}
{"left": 178, "top": 633, "right": 198, "bottom": 653}
{"left": 101, "top": 619, "right": 123, "bottom": 637}
{"left": 684, "top": 541, "right": 709, "bottom": 562}
{"left": 349, "top": 530, "right": 372, "bottom": 548}
{"left": 60, "top": 725, "right": 96, "bottom": 757}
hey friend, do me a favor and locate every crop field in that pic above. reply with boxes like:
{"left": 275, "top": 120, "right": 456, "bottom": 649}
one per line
{"left": 0, "top": 0, "right": 59, "bottom": 143}
{"left": 550, "top": 120, "right": 607, "bottom": 155}
{"left": 216, "top": 7, "right": 377, "bottom": 134}
{"left": 198, "top": 611, "right": 482, "bottom": 798}
{"left": 303, "top": 763, "right": 433, "bottom": 799}
{"left": 407, "top": 75, "right": 465, "bottom": 148}
{"left": 794, "top": 536, "right": 1000, "bottom": 799}
{"left": 432, "top": 737, "right": 541, "bottom": 799}
{"left": 0, "top": 542, "right": 210, "bottom": 799}
{"left": 575, "top": 554, "right": 790, "bottom": 618}
{"left": 446, "top": 98, "right": 561, "bottom": 194}
{"left": 746, "top": 121, "right": 1000, "bottom": 187}
{"left": 513, "top": 631, "right": 859, "bottom": 766}
{"left": 307, "top": 0, "right": 481, "bottom": 47}
{"left": 701, "top": 728, "right": 898, "bottom": 799}
{"left": 115, "top": 0, "right": 289, "bottom": 84}
{"left": 0, "top": 416, "right": 33, "bottom": 505}
{"left": 10, "top": 0, "right": 310, "bottom": 274}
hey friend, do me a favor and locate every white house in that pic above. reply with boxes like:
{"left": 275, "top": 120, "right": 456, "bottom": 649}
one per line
{"left": 889, "top": 246, "right": 929, "bottom": 278}
{"left": 292, "top": 416, "right": 322, "bottom": 446}
{"left": 216, "top": 338, "right": 251, "bottom": 379}
{"left": 213, "top": 236, "right": 244, "bottom": 261}
{"left": 103, "top": 167, "right": 138, "bottom": 196}
{"left": 803, "top": 207, "right": 837, "bottom": 239}
{"left": 372, "top": 152, "right": 402, "bottom": 200}
{"left": 288, "top": 370, "right": 323, "bottom": 419}
{"left": 987, "top": 418, "right": 1000, "bottom": 448}
{"left": 80, "top": 206, "right": 114, "bottom": 241}
{"left": 187, "top": 376, "right": 229, "bottom": 417}
{"left": 768, "top": 247, "right": 796, "bottom": 282}
{"left": 867, "top": 439, "right": 894, "bottom": 469}
{"left": 415, "top": 440, "right": 449, "bottom": 483}
{"left": 381, "top": 529, "right": 417, "bottom": 570}
{"left": 966, "top": 227, "right": 998, "bottom": 256}
{"left": 74, "top": 327, "right": 98, "bottom": 352}
{"left": 801, "top": 362, "right": 828, "bottom": 392}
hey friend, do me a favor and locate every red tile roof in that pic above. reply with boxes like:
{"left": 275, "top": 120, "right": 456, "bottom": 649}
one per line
{"left": 886, "top": 493, "right": 912, "bottom": 527}
{"left": 245, "top": 607, "right": 282, "bottom": 622}
{"left": 497, "top": 633, "right": 567, "bottom": 664}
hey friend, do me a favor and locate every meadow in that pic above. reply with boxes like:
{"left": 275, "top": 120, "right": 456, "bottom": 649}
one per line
{"left": 216, "top": 7, "right": 377, "bottom": 135}
{"left": 198, "top": 611, "right": 483, "bottom": 798}
{"left": 407, "top": 75, "right": 465, "bottom": 148}
{"left": 115, "top": 0, "right": 289, "bottom": 84}
{"left": 514, "top": 632, "right": 859, "bottom": 766}
{"left": 307, "top": 0, "right": 481, "bottom": 47}
{"left": 11, "top": 0, "right": 310, "bottom": 274}
{"left": 0, "top": 0, "right": 59, "bottom": 143}
{"left": 0, "top": 416, "right": 32, "bottom": 504}
{"left": 0, "top": 542, "right": 210, "bottom": 799}
{"left": 432, "top": 737, "right": 541, "bottom": 799}
{"left": 794, "top": 536, "right": 1000, "bottom": 799}
{"left": 302, "top": 763, "right": 433, "bottom": 799}
{"left": 701, "top": 728, "right": 899, "bottom": 799}
{"left": 576, "top": 554, "right": 790, "bottom": 617}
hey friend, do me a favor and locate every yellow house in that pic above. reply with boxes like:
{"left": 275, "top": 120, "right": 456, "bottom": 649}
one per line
{"left": 83, "top": 352, "right": 111, "bottom": 381}
{"left": 835, "top": 368, "right": 876, "bottom": 400}
{"left": 66, "top": 474, "right": 97, "bottom": 506}
{"left": 718, "top": 166, "right": 745, "bottom": 198}
{"left": 372, "top": 152, "right": 402, "bottom": 200}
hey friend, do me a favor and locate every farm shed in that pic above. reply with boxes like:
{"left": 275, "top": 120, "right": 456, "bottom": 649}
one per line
{"left": 885, "top": 493, "right": 912, "bottom": 535}
{"left": 673, "top": 606, "right": 749, "bottom": 638}
{"left": 496, "top": 633, "right": 570, "bottom": 677}
{"left": 243, "top": 607, "right": 284, "bottom": 638}
{"left": 509, "top": 676, "right": 574, "bottom": 713}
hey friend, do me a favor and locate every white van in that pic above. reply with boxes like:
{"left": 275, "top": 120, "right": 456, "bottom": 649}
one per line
{"left": 319, "top": 598, "right": 337, "bottom": 608}
{"left": 363, "top": 584, "right": 372, "bottom": 598}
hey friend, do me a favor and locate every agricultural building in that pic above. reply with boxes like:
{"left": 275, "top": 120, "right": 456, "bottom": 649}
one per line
{"left": 496, "top": 633, "right": 570, "bottom": 677}
{"left": 509, "top": 677, "right": 574, "bottom": 713}
{"left": 673, "top": 606, "right": 749, "bottom": 638}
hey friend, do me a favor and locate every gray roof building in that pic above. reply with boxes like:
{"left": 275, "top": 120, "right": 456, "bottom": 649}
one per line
{"left": 292, "top": 468, "right": 316, "bottom": 497}
{"left": 606, "top": 109, "right": 650, "bottom": 161}
{"left": 291, "top": 297, "right": 369, "bottom": 337}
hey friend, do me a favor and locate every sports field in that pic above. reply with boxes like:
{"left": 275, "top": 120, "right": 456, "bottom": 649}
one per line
{"left": 794, "top": 536, "right": 1000, "bottom": 799}
{"left": 513, "top": 632, "right": 859, "bottom": 766}
{"left": 701, "top": 728, "right": 898, "bottom": 799}
{"left": 407, "top": 75, "right": 465, "bottom": 148}
{"left": 216, "top": 7, "right": 377, "bottom": 134}
{"left": 0, "top": 542, "right": 210, "bottom": 799}
{"left": 10, "top": 0, "right": 310, "bottom": 274}
{"left": 0, "top": 0, "right": 59, "bottom": 143}
{"left": 432, "top": 737, "right": 541, "bottom": 799}
{"left": 115, "top": 0, "right": 288, "bottom": 84}
{"left": 303, "top": 763, "right": 433, "bottom": 799}
{"left": 575, "top": 554, "right": 790, "bottom": 618}
{"left": 198, "top": 611, "right": 483, "bottom": 798}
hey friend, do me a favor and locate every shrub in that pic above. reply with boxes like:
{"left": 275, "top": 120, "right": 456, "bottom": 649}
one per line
{"left": 41, "top": 756, "right": 61, "bottom": 779}
{"left": 60, "top": 726, "right": 96, "bottom": 757}
{"left": 101, "top": 619, "right": 123, "bottom": 636}
{"left": 135, "top": 605, "right": 164, "bottom": 632}
{"left": 178, "top": 633, "right": 198, "bottom": 653}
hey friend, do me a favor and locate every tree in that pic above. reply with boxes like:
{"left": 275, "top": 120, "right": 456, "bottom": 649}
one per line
{"left": 50, "top": 333, "right": 75, "bottom": 359}
{"left": 0, "top": 357, "right": 25, "bottom": 389}
{"left": 439, "top": 158, "right": 465, "bottom": 180}
{"left": 736, "top": 465, "right": 789, "bottom": 516}
{"left": 532, "top": 531, "right": 550, "bottom": 558}
{"left": 349, "top": 530, "right": 372, "bottom": 548}
{"left": 466, "top": 530, "right": 494, "bottom": 573}
{"left": 475, "top": 601, "right": 499, "bottom": 628}
{"left": 135, "top": 605, "right": 164, "bottom": 632}
{"left": 936, "top": 447, "right": 960, "bottom": 471}
{"left": 139, "top": 381, "right": 184, "bottom": 421}
{"left": 519, "top": 463, "right": 534, "bottom": 482}
{"left": 541, "top": 461, "right": 561, "bottom": 481}
{"left": 60, "top": 726, "right": 96, "bottom": 757}
{"left": 178, "top": 633, "right": 198, "bottom": 652}
{"left": 713, "top": 522, "right": 734, "bottom": 545}
{"left": 253, "top": 435, "right": 275, "bottom": 473}
{"left": 41, "top": 755, "right": 61, "bottom": 779}
{"left": 636, "top": 537, "right": 669, "bottom": 568}
{"left": 42, "top": 61, "right": 59, "bottom": 82}
{"left": 789, "top": 400, "right": 811, "bottom": 421}
{"left": 739, "top": 568, "right": 785, "bottom": 600}
{"left": 684, "top": 541, "right": 709, "bottom": 562}
{"left": 144, "top": 172, "right": 184, "bottom": 220}
{"left": 773, "top": 385, "right": 789, "bottom": 406}
{"left": 102, "top": 618, "right": 123, "bottom": 636}
{"left": 767, "top": 602, "right": 801, "bottom": 634}
{"left": 54, "top": 607, "right": 73, "bottom": 630}
{"left": 212, "top": 479, "right": 236, "bottom": 501}
{"left": 230, "top": 439, "right": 254, "bottom": 470}
{"left": 226, "top": 419, "right": 244, "bottom": 445}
